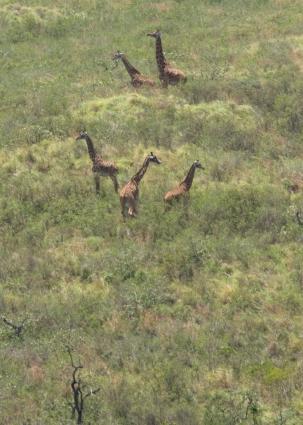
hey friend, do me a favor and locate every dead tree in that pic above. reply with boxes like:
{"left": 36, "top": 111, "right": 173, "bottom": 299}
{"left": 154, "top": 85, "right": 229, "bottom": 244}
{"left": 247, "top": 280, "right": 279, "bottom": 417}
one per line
{"left": 1, "top": 316, "right": 26, "bottom": 338}
{"left": 67, "top": 346, "right": 100, "bottom": 424}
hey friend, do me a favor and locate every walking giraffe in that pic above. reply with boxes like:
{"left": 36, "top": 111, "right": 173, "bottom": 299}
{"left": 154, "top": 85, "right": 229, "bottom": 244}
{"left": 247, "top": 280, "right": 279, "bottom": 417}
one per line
{"left": 76, "top": 131, "right": 119, "bottom": 194}
{"left": 147, "top": 30, "right": 186, "bottom": 87}
{"left": 120, "top": 152, "right": 161, "bottom": 218}
{"left": 164, "top": 160, "right": 204, "bottom": 208}
{"left": 113, "top": 51, "right": 155, "bottom": 88}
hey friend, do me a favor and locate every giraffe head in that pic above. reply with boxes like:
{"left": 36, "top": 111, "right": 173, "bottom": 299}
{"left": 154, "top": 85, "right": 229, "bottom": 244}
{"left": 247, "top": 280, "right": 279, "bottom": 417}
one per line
{"left": 76, "top": 131, "right": 89, "bottom": 141}
{"left": 193, "top": 160, "right": 204, "bottom": 170}
{"left": 147, "top": 30, "right": 161, "bottom": 39}
{"left": 112, "top": 51, "right": 124, "bottom": 61}
{"left": 147, "top": 152, "right": 161, "bottom": 164}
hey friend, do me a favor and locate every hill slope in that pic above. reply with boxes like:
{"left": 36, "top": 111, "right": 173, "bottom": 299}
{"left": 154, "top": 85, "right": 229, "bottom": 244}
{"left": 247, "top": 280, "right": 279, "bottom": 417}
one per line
{"left": 1, "top": 0, "right": 303, "bottom": 423}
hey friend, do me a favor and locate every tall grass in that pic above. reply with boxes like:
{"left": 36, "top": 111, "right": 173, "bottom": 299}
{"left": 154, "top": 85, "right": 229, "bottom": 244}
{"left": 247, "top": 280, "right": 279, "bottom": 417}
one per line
{"left": 1, "top": 0, "right": 303, "bottom": 423}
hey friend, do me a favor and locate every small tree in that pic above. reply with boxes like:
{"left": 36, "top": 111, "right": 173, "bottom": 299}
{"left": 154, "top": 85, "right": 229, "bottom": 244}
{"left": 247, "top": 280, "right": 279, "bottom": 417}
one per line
{"left": 67, "top": 346, "right": 100, "bottom": 424}
{"left": 203, "top": 390, "right": 261, "bottom": 425}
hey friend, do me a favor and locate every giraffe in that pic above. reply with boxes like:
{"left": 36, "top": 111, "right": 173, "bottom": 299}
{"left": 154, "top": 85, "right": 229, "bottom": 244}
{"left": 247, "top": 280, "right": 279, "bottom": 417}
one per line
{"left": 164, "top": 160, "right": 204, "bottom": 208}
{"left": 113, "top": 51, "right": 155, "bottom": 88}
{"left": 120, "top": 152, "right": 161, "bottom": 218}
{"left": 147, "top": 30, "right": 187, "bottom": 87}
{"left": 76, "top": 131, "right": 119, "bottom": 194}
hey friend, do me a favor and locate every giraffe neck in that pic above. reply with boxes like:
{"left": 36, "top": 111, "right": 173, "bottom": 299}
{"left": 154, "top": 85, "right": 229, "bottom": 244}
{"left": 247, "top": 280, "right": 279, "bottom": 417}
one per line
{"left": 121, "top": 56, "right": 140, "bottom": 78}
{"left": 84, "top": 135, "right": 97, "bottom": 162}
{"left": 182, "top": 164, "right": 196, "bottom": 190}
{"left": 155, "top": 36, "right": 167, "bottom": 75}
{"left": 132, "top": 157, "right": 150, "bottom": 184}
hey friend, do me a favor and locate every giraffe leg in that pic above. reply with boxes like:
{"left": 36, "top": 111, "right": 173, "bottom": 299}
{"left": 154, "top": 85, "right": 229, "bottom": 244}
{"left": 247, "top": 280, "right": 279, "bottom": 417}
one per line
{"left": 183, "top": 193, "right": 190, "bottom": 218}
{"left": 161, "top": 76, "right": 169, "bottom": 88}
{"left": 128, "top": 197, "right": 137, "bottom": 218}
{"left": 94, "top": 174, "right": 100, "bottom": 194}
{"left": 120, "top": 198, "right": 127, "bottom": 219}
{"left": 110, "top": 175, "right": 119, "bottom": 193}
{"left": 183, "top": 193, "right": 190, "bottom": 206}
{"left": 133, "top": 193, "right": 139, "bottom": 216}
{"left": 164, "top": 200, "right": 172, "bottom": 212}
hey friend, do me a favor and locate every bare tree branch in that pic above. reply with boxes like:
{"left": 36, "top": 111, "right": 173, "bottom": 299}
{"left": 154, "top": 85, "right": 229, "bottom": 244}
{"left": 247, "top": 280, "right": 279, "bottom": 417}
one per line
{"left": 1, "top": 316, "right": 26, "bottom": 337}
{"left": 66, "top": 346, "right": 100, "bottom": 424}
{"left": 84, "top": 387, "right": 101, "bottom": 399}
{"left": 296, "top": 210, "right": 303, "bottom": 226}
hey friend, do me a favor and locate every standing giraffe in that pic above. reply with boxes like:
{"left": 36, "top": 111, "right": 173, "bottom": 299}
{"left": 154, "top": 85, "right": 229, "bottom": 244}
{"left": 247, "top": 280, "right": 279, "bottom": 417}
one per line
{"left": 113, "top": 51, "right": 155, "bottom": 88}
{"left": 120, "top": 152, "right": 161, "bottom": 218}
{"left": 76, "top": 131, "right": 119, "bottom": 194}
{"left": 147, "top": 30, "right": 186, "bottom": 87}
{"left": 164, "top": 160, "right": 204, "bottom": 207}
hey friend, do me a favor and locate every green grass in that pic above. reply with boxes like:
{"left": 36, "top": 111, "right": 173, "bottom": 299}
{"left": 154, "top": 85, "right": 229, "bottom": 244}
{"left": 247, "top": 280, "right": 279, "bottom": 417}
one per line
{"left": 1, "top": 0, "right": 303, "bottom": 423}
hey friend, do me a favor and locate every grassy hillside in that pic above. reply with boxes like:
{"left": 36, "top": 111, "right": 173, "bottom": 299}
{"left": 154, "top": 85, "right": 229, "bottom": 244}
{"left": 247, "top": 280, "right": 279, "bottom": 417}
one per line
{"left": 1, "top": 0, "right": 303, "bottom": 423}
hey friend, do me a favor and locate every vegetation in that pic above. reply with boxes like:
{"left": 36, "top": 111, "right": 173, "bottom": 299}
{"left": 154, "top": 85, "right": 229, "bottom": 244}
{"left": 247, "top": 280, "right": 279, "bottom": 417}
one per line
{"left": 1, "top": 0, "right": 303, "bottom": 423}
